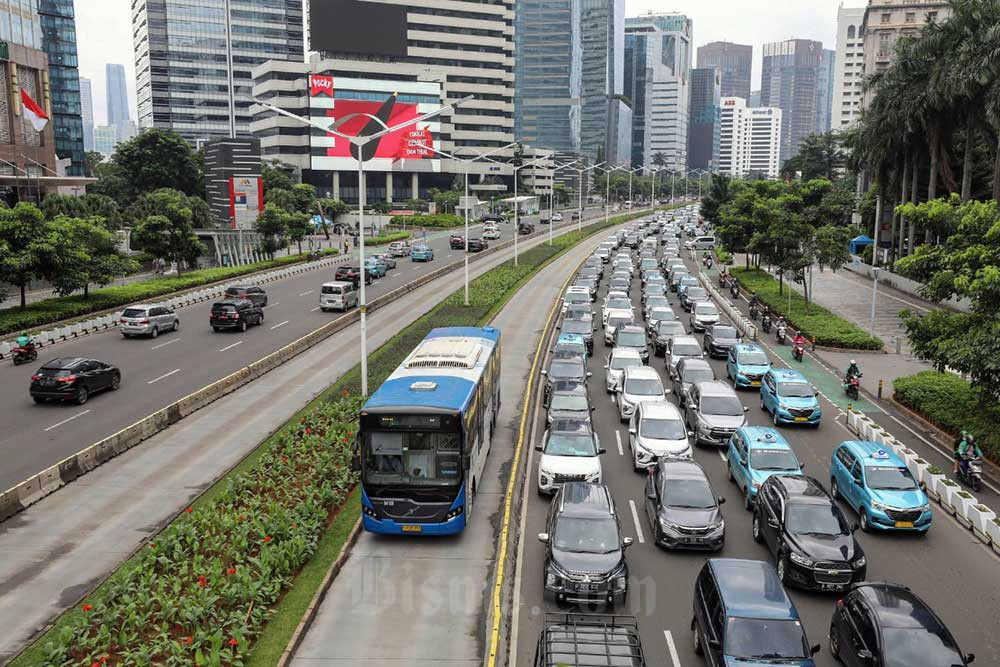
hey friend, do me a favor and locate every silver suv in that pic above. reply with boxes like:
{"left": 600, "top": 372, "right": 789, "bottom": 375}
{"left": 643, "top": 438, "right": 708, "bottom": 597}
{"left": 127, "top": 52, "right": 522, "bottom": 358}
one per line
{"left": 684, "top": 380, "right": 748, "bottom": 446}
{"left": 119, "top": 304, "right": 179, "bottom": 338}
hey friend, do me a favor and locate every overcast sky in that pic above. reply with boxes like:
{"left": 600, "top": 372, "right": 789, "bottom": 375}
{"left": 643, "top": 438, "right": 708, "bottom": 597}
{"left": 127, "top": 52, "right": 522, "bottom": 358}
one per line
{"left": 74, "top": 0, "right": 864, "bottom": 126}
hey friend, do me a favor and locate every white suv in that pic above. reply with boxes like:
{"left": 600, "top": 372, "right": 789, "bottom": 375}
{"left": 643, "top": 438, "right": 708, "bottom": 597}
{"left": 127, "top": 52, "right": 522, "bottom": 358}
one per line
{"left": 628, "top": 401, "right": 692, "bottom": 471}
{"left": 616, "top": 366, "right": 668, "bottom": 423}
{"left": 536, "top": 420, "right": 604, "bottom": 495}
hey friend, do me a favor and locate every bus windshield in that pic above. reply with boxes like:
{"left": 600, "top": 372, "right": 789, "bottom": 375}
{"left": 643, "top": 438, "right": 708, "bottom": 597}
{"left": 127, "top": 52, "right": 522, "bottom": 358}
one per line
{"left": 364, "top": 431, "right": 463, "bottom": 487}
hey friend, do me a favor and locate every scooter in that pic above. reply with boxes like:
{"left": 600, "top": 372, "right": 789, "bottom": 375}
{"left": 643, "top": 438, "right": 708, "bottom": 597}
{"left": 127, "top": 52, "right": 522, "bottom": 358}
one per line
{"left": 749, "top": 303, "right": 760, "bottom": 321}
{"left": 957, "top": 455, "right": 984, "bottom": 493}
{"left": 719, "top": 272, "right": 728, "bottom": 288}
{"left": 12, "top": 345, "right": 38, "bottom": 366}
{"left": 792, "top": 341, "right": 805, "bottom": 362}
{"left": 761, "top": 314, "right": 772, "bottom": 334}
{"left": 704, "top": 257, "right": 713, "bottom": 270}
{"left": 844, "top": 373, "right": 862, "bottom": 400}
{"left": 776, "top": 323, "right": 787, "bottom": 345}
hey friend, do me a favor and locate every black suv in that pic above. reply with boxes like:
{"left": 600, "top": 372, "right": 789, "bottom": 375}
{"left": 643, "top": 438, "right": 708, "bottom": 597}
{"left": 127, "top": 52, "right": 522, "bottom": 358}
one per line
{"left": 829, "top": 582, "right": 975, "bottom": 666}
{"left": 534, "top": 613, "right": 646, "bottom": 667}
{"left": 210, "top": 299, "right": 264, "bottom": 332}
{"left": 30, "top": 357, "right": 121, "bottom": 405}
{"left": 223, "top": 284, "right": 267, "bottom": 306}
{"left": 334, "top": 265, "right": 374, "bottom": 287}
{"left": 538, "top": 483, "right": 632, "bottom": 607}
{"left": 702, "top": 325, "right": 741, "bottom": 358}
{"left": 467, "top": 238, "right": 488, "bottom": 252}
{"left": 752, "top": 475, "right": 867, "bottom": 591}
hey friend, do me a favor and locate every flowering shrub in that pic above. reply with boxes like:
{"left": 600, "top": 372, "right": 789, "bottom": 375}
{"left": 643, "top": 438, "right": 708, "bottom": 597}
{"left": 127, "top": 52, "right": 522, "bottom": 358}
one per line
{"left": 40, "top": 396, "right": 362, "bottom": 666}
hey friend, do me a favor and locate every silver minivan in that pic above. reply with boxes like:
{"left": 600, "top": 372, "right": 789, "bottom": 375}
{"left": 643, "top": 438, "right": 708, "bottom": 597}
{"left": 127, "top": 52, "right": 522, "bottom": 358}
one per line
{"left": 119, "top": 304, "right": 179, "bottom": 338}
{"left": 319, "top": 281, "right": 358, "bottom": 311}
{"left": 685, "top": 235, "right": 716, "bottom": 250}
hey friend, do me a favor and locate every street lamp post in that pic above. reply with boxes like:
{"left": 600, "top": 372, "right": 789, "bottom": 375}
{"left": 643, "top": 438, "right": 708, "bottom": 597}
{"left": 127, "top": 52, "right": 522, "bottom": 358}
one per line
{"left": 253, "top": 94, "right": 472, "bottom": 396}
{"left": 548, "top": 160, "right": 579, "bottom": 245}
{"left": 567, "top": 162, "right": 606, "bottom": 232}
{"left": 512, "top": 153, "right": 552, "bottom": 266}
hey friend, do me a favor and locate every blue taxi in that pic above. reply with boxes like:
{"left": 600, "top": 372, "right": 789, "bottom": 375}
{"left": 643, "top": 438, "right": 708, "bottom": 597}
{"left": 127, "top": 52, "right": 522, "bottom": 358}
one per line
{"left": 553, "top": 333, "right": 588, "bottom": 367}
{"left": 726, "top": 426, "right": 802, "bottom": 509}
{"left": 830, "top": 440, "right": 932, "bottom": 533}
{"left": 760, "top": 368, "right": 821, "bottom": 427}
{"left": 726, "top": 343, "right": 772, "bottom": 389}
{"left": 411, "top": 244, "right": 435, "bottom": 262}
{"left": 363, "top": 256, "right": 388, "bottom": 278}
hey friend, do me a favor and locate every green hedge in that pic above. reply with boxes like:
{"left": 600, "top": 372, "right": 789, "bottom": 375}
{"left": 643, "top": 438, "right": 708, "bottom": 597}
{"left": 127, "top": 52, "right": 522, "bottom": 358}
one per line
{"left": 893, "top": 371, "right": 1000, "bottom": 461}
{"left": 388, "top": 213, "right": 463, "bottom": 228}
{"left": 730, "top": 267, "right": 883, "bottom": 350}
{"left": 714, "top": 247, "right": 733, "bottom": 265}
{"left": 0, "top": 248, "right": 339, "bottom": 337}
{"left": 365, "top": 231, "right": 410, "bottom": 246}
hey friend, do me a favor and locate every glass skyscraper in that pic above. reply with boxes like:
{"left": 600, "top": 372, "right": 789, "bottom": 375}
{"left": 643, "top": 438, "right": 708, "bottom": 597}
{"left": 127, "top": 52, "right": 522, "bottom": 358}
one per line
{"left": 761, "top": 39, "right": 823, "bottom": 165}
{"left": 688, "top": 67, "right": 721, "bottom": 170}
{"left": 132, "top": 0, "right": 305, "bottom": 144}
{"left": 696, "top": 41, "right": 752, "bottom": 101}
{"left": 579, "top": 0, "right": 622, "bottom": 163}
{"left": 0, "top": 0, "right": 42, "bottom": 49}
{"left": 39, "top": 0, "right": 84, "bottom": 175}
{"left": 80, "top": 76, "right": 94, "bottom": 151}
{"left": 106, "top": 63, "right": 130, "bottom": 128}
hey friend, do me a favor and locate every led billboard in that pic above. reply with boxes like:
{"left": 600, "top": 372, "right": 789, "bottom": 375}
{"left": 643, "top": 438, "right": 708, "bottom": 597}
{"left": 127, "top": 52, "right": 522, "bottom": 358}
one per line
{"left": 309, "top": 0, "right": 408, "bottom": 59}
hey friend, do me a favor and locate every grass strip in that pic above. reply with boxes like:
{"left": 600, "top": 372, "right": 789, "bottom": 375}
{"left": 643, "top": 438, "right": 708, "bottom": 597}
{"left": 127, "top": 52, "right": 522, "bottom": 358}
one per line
{"left": 730, "top": 267, "right": 883, "bottom": 350}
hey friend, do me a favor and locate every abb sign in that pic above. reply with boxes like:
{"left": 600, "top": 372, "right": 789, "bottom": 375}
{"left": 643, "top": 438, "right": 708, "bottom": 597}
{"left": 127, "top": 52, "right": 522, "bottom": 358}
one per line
{"left": 310, "top": 75, "right": 334, "bottom": 97}
{"left": 724, "top": 99, "right": 737, "bottom": 106}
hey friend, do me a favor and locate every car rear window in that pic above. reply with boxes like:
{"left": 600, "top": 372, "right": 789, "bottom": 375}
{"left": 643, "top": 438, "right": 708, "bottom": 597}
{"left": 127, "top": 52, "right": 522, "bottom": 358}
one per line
{"left": 225, "top": 287, "right": 244, "bottom": 295}
{"left": 322, "top": 285, "right": 342, "bottom": 295}
{"left": 212, "top": 304, "right": 236, "bottom": 313}
{"left": 39, "top": 367, "right": 74, "bottom": 377}
{"left": 121, "top": 308, "right": 146, "bottom": 318}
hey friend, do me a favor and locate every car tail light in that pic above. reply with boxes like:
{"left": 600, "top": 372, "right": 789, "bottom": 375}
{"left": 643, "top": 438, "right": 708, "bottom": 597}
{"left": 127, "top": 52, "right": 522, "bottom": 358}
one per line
{"left": 140, "top": 319, "right": 149, "bottom": 324}
{"left": 232, "top": 313, "right": 239, "bottom": 319}
{"left": 57, "top": 376, "right": 77, "bottom": 383}
{"left": 31, "top": 374, "right": 41, "bottom": 381}
{"left": 119, "top": 318, "right": 127, "bottom": 324}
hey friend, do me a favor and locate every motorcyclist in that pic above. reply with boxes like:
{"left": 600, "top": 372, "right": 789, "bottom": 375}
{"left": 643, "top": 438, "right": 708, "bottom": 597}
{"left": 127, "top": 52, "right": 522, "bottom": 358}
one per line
{"left": 793, "top": 332, "right": 807, "bottom": 348}
{"left": 15, "top": 331, "right": 34, "bottom": 352}
{"left": 748, "top": 291, "right": 760, "bottom": 308}
{"left": 955, "top": 432, "right": 984, "bottom": 475}
{"left": 845, "top": 360, "right": 861, "bottom": 380}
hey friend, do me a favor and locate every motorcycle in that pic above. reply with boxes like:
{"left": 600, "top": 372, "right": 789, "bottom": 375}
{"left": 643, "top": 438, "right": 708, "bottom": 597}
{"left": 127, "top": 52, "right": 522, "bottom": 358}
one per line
{"left": 749, "top": 303, "right": 760, "bottom": 321}
{"left": 844, "top": 373, "right": 863, "bottom": 400}
{"left": 792, "top": 341, "right": 805, "bottom": 362}
{"left": 776, "top": 323, "right": 787, "bottom": 345}
{"left": 12, "top": 344, "right": 38, "bottom": 366}
{"left": 704, "top": 257, "right": 713, "bottom": 270}
{"left": 719, "top": 272, "right": 728, "bottom": 288}
{"left": 761, "top": 314, "right": 772, "bottom": 334}
{"left": 730, "top": 281, "right": 739, "bottom": 299}
{"left": 958, "top": 455, "right": 984, "bottom": 492}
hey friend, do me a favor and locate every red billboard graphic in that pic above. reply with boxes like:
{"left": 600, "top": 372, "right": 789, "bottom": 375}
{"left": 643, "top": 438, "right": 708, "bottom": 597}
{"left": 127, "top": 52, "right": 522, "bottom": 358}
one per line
{"left": 310, "top": 74, "right": 334, "bottom": 97}
{"left": 323, "top": 99, "right": 432, "bottom": 159}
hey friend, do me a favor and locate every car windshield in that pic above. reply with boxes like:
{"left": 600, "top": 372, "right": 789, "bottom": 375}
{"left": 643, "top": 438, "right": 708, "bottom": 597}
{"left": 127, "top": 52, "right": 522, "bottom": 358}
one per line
{"left": 561, "top": 321, "right": 591, "bottom": 335}
{"left": 610, "top": 355, "right": 642, "bottom": 371}
{"left": 544, "top": 433, "right": 597, "bottom": 457}
{"left": 553, "top": 516, "right": 620, "bottom": 553}
{"left": 672, "top": 342, "right": 702, "bottom": 357}
{"left": 641, "top": 418, "right": 686, "bottom": 440}
{"left": 681, "top": 365, "right": 714, "bottom": 383}
{"left": 662, "top": 478, "right": 716, "bottom": 508}
{"left": 785, "top": 502, "right": 846, "bottom": 536}
{"left": 750, "top": 448, "right": 800, "bottom": 471}
{"left": 880, "top": 628, "right": 964, "bottom": 667}
{"left": 607, "top": 298, "right": 632, "bottom": 310}
{"left": 695, "top": 304, "right": 718, "bottom": 316}
{"left": 617, "top": 332, "right": 646, "bottom": 347}
{"left": 550, "top": 394, "right": 589, "bottom": 412}
{"left": 565, "top": 293, "right": 589, "bottom": 304}
{"left": 685, "top": 287, "right": 707, "bottom": 298}
{"left": 738, "top": 351, "right": 770, "bottom": 366}
{"left": 647, "top": 297, "right": 669, "bottom": 309}
{"left": 650, "top": 309, "right": 674, "bottom": 321}
{"left": 648, "top": 276, "right": 666, "bottom": 284}
{"left": 610, "top": 280, "right": 629, "bottom": 290}
{"left": 609, "top": 317, "right": 632, "bottom": 330}
{"left": 701, "top": 396, "right": 744, "bottom": 416}
{"left": 725, "top": 618, "right": 809, "bottom": 659}
{"left": 657, "top": 322, "right": 686, "bottom": 336}
{"left": 778, "top": 382, "right": 814, "bottom": 398}
{"left": 624, "top": 378, "right": 663, "bottom": 396}
{"left": 549, "top": 362, "right": 583, "bottom": 379}
{"left": 866, "top": 466, "right": 919, "bottom": 490}
{"left": 712, "top": 327, "right": 739, "bottom": 341}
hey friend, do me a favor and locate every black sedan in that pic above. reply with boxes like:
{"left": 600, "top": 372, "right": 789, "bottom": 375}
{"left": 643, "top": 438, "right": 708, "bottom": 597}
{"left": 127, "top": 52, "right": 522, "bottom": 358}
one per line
{"left": 753, "top": 475, "right": 867, "bottom": 591}
{"left": 467, "top": 238, "right": 488, "bottom": 252}
{"left": 449, "top": 234, "right": 466, "bottom": 249}
{"left": 702, "top": 324, "right": 742, "bottom": 358}
{"left": 30, "top": 357, "right": 121, "bottom": 405}
{"left": 518, "top": 223, "right": 535, "bottom": 235}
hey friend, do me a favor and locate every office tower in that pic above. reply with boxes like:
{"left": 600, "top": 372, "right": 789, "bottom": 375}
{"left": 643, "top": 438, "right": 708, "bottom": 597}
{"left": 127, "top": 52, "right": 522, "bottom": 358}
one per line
{"left": 832, "top": 4, "right": 866, "bottom": 129}
{"left": 816, "top": 48, "right": 835, "bottom": 133}
{"left": 80, "top": 76, "right": 94, "bottom": 152}
{"left": 105, "top": 63, "right": 130, "bottom": 135}
{"left": 719, "top": 97, "right": 781, "bottom": 179}
{"left": 696, "top": 41, "right": 751, "bottom": 100}
{"left": 579, "top": 0, "right": 624, "bottom": 163}
{"left": 39, "top": 0, "right": 84, "bottom": 175}
{"left": 204, "top": 137, "right": 262, "bottom": 228}
{"left": 132, "top": 0, "right": 304, "bottom": 144}
{"left": 688, "top": 67, "right": 721, "bottom": 171}
{"left": 749, "top": 89, "right": 761, "bottom": 107}
{"left": 94, "top": 125, "right": 117, "bottom": 157}
{"left": 761, "top": 39, "right": 823, "bottom": 165}
{"left": 623, "top": 12, "right": 692, "bottom": 172}
{"left": 514, "top": 0, "right": 581, "bottom": 153}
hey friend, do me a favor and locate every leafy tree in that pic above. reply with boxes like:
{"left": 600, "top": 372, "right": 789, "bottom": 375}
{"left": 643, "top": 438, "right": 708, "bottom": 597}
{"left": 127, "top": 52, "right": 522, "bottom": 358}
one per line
{"left": 404, "top": 198, "right": 428, "bottom": 212}
{"left": 41, "top": 193, "right": 87, "bottom": 219}
{"left": 88, "top": 159, "right": 129, "bottom": 203}
{"left": 128, "top": 189, "right": 209, "bottom": 229}
{"left": 81, "top": 194, "right": 123, "bottom": 229}
{"left": 552, "top": 183, "right": 572, "bottom": 206}
{"left": 0, "top": 203, "right": 48, "bottom": 307}
{"left": 700, "top": 173, "right": 734, "bottom": 224}
{"left": 39, "top": 216, "right": 136, "bottom": 298}
{"left": 84, "top": 151, "right": 105, "bottom": 178}
{"left": 781, "top": 132, "right": 847, "bottom": 181}
{"left": 111, "top": 128, "right": 203, "bottom": 201}
{"left": 130, "top": 198, "right": 205, "bottom": 276}
{"left": 291, "top": 183, "right": 318, "bottom": 214}
{"left": 255, "top": 202, "right": 290, "bottom": 258}
{"left": 261, "top": 160, "right": 295, "bottom": 193}
{"left": 266, "top": 188, "right": 297, "bottom": 213}
{"left": 811, "top": 225, "right": 852, "bottom": 272}
{"left": 286, "top": 212, "right": 313, "bottom": 255}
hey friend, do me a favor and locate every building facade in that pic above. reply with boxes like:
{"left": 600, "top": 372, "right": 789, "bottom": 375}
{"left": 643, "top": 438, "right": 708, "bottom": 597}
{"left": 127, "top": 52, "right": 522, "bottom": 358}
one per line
{"left": 105, "top": 62, "right": 130, "bottom": 136}
{"left": 815, "top": 48, "right": 835, "bottom": 133}
{"left": 579, "top": 0, "right": 624, "bottom": 164}
{"left": 80, "top": 75, "right": 93, "bottom": 151}
{"left": 623, "top": 12, "right": 692, "bottom": 172}
{"left": 39, "top": 0, "right": 84, "bottom": 175}
{"left": 761, "top": 39, "right": 823, "bottom": 165}
{"left": 696, "top": 41, "right": 751, "bottom": 100}
{"left": 719, "top": 97, "right": 781, "bottom": 179}
{"left": 687, "top": 66, "right": 720, "bottom": 171}
{"left": 514, "top": 0, "right": 581, "bottom": 153}
{"left": 832, "top": 4, "right": 866, "bottom": 129}
{"left": 94, "top": 125, "right": 117, "bottom": 156}
{"left": 204, "top": 137, "right": 261, "bottom": 229}
{"left": 132, "top": 0, "right": 305, "bottom": 145}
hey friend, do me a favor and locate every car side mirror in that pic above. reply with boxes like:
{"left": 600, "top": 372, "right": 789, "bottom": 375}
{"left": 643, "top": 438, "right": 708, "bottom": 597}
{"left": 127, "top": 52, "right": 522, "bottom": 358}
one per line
{"left": 586, "top": 372, "right": 593, "bottom": 377}
{"left": 540, "top": 370, "right": 548, "bottom": 376}
{"left": 811, "top": 644, "right": 823, "bottom": 656}
{"left": 708, "top": 638, "right": 722, "bottom": 650}
{"left": 814, "top": 392, "right": 820, "bottom": 397}
{"left": 743, "top": 406, "right": 749, "bottom": 412}
{"left": 628, "top": 427, "right": 637, "bottom": 435}
{"left": 603, "top": 364, "right": 610, "bottom": 369}
{"left": 717, "top": 496, "right": 726, "bottom": 505}
{"left": 664, "top": 388, "right": 671, "bottom": 394}
{"left": 964, "top": 653, "right": 976, "bottom": 664}
{"left": 688, "top": 431, "right": 695, "bottom": 438}
{"left": 590, "top": 406, "right": 596, "bottom": 411}
{"left": 799, "top": 463, "right": 806, "bottom": 470}
{"left": 851, "top": 522, "right": 859, "bottom": 533}
{"left": 537, "top": 532, "right": 549, "bottom": 544}
{"left": 622, "top": 537, "right": 634, "bottom": 548}
{"left": 857, "top": 649, "right": 871, "bottom": 660}
{"left": 598, "top": 447, "right": 607, "bottom": 455}
{"left": 534, "top": 445, "right": 543, "bottom": 452}
{"left": 740, "top": 457, "right": 747, "bottom": 467}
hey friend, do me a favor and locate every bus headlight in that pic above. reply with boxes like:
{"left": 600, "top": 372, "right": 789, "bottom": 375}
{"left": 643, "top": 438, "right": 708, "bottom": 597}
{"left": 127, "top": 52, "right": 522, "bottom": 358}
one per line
{"left": 444, "top": 506, "right": 464, "bottom": 521}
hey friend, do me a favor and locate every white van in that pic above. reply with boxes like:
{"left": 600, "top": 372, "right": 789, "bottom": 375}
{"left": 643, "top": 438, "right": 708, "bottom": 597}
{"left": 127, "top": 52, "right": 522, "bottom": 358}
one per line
{"left": 319, "top": 281, "right": 357, "bottom": 311}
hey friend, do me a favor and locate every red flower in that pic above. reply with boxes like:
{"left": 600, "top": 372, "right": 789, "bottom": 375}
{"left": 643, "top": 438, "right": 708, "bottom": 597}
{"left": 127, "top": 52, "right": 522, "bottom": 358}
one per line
{"left": 229, "top": 638, "right": 239, "bottom": 646}
{"left": 175, "top": 624, "right": 183, "bottom": 632}
{"left": 101, "top": 657, "right": 109, "bottom": 664}
{"left": 198, "top": 575, "right": 207, "bottom": 588}
{"left": 226, "top": 568, "right": 236, "bottom": 575}
{"left": 186, "top": 637, "right": 193, "bottom": 645}
{"left": 150, "top": 542, "right": 156, "bottom": 549}
{"left": 305, "top": 427, "right": 312, "bottom": 435}
{"left": 342, "top": 389, "right": 349, "bottom": 397}
{"left": 185, "top": 507, "right": 193, "bottom": 514}
{"left": 82, "top": 604, "right": 93, "bottom": 612}
{"left": 92, "top": 662, "right": 100, "bottom": 667}
{"left": 238, "top": 514, "right": 245, "bottom": 520}
{"left": 264, "top": 535, "right": 272, "bottom": 543}
{"left": 282, "top": 456, "right": 288, "bottom": 463}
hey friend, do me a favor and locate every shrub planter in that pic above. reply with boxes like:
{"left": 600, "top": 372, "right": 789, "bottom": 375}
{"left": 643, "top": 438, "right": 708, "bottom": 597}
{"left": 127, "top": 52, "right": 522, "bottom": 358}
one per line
{"left": 987, "top": 518, "right": 1000, "bottom": 555}
{"left": 938, "top": 478, "right": 960, "bottom": 515}
{"left": 924, "top": 469, "right": 945, "bottom": 503}
{"left": 968, "top": 504, "right": 995, "bottom": 544}
{"left": 907, "top": 458, "right": 929, "bottom": 484}
{"left": 953, "top": 491, "right": 976, "bottom": 529}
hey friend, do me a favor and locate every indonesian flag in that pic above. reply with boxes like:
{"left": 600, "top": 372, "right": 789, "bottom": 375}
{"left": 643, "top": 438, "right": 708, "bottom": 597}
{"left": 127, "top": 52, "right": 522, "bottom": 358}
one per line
{"left": 20, "top": 88, "right": 48, "bottom": 132}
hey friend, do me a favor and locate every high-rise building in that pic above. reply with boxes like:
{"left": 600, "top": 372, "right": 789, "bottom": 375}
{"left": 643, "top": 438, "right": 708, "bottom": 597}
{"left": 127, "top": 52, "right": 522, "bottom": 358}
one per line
{"left": 579, "top": 0, "right": 625, "bottom": 164}
{"left": 514, "top": 0, "right": 581, "bottom": 153}
{"left": 38, "top": 0, "right": 84, "bottom": 175}
{"left": 94, "top": 125, "right": 118, "bottom": 157}
{"left": 832, "top": 4, "right": 866, "bottom": 129}
{"left": 749, "top": 90, "right": 761, "bottom": 107}
{"left": 696, "top": 41, "right": 751, "bottom": 100}
{"left": 132, "top": 0, "right": 305, "bottom": 145}
{"left": 761, "top": 39, "right": 824, "bottom": 165}
{"left": 719, "top": 97, "right": 781, "bottom": 179}
{"left": 688, "top": 67, "right": 721, "bottom": 171}
{"left": 815, "top": 48, "right": 835, "bottom": 134}
{"left": 105, "top": 63, "right": 130, "bottom": 133}
{"left": 623, "top": 12, "right": 692, "bottom": 172}
{"left": 80, "top": 76, "right": 94, "bottom": 152}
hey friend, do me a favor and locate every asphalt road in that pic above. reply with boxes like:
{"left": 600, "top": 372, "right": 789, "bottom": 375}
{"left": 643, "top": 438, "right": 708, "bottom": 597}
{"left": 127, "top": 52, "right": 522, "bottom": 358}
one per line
{"left": 512, "top": 228, "right": 1000, "bottom": 666}
{"left": 0, "top": 210, "right": 602, "bottom": 491}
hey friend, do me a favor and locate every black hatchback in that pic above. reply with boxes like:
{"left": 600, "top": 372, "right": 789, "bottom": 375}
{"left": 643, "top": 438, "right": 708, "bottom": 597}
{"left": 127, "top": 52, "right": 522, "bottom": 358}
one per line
{"left": 467, "top": 238, "right": 488, "bottom": 252}
{"left": 210, "top": 299, "right": 264, "bottom": 332}
{"left": 31, "top": 357, "right": 121, "bottom": 405}
{"left": 830, "top": 582, "right": 975, "bottom": 666}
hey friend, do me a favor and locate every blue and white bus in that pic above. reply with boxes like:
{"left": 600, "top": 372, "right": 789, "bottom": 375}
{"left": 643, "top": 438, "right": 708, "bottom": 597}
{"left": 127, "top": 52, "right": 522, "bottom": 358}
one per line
{"left": 358, "top": 326, "right": 501, "bottom": 535}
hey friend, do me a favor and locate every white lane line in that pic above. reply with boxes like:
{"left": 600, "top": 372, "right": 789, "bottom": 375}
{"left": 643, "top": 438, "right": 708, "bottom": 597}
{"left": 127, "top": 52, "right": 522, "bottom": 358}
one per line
{"left": 270, "top": 320, "right": 289, "bottom": 330}
{"left": 310, "top": 306, "right": 321, "bottom": 312}
{"left": 718, "top": 450, "right": 728, "bottom": 462}
{"left": 44, "top": 409, "right": 91, "bottom": 432}
{"left": 263, "top": 302, "right": 279, "bottom": 308}
{"left": 219, "top": 341, "right": 243, "bottom": 352}
{"left": 150, "top": 338, "right": 180, "bottom": 351}
{"left": 664, "top": 631, "right": 682, "bottom": 667}
{"left": 447, "top": 253, "right": 453, "bottom": 258}
{"left": 299, "top": 290, "right": 314, "bottom": 296}
{"left": 412, "top": 267, "right": 420, "bottom": 271}
{"left": 147, "top": 368, "right": 181, "bottom": 385}
{"left": 616, "top": 430, "right": 624, "bottom": 456}
{"left": 628, "top": 500, "right": 646, "bottom": 544}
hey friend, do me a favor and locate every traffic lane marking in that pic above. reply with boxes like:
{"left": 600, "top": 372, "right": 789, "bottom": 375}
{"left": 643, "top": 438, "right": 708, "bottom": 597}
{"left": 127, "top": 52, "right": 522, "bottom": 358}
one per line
{"left": 263, "top": 302, "right": 279, "bottom": 309}
{"left": 616, "top": 430, "right": 624, "bottom": 455}
{"left": 628, "top": 499, "right": 645, "bottom": 544}
{"left": 664, "top": 630, "right": 682, "bottom": 667}
{"left": 150, "top": 338, "right": 180, "bottom": 351}
{"left": 43, "top": 409, "right": 91, "bottom": 432}
{"left": 310, "top": 306, "right": 321, "bottom": 312}
{"left": 218, "top": 341, "right": 243, "bottom": 352}
{"left": 299, "top": 290, "right": 314, "bottom": 296}
{"left": 147, "top": 368, "right": 181, "bottom": 385}
{"left": 270, "top": 320, "right": 289, "bottom": 330}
